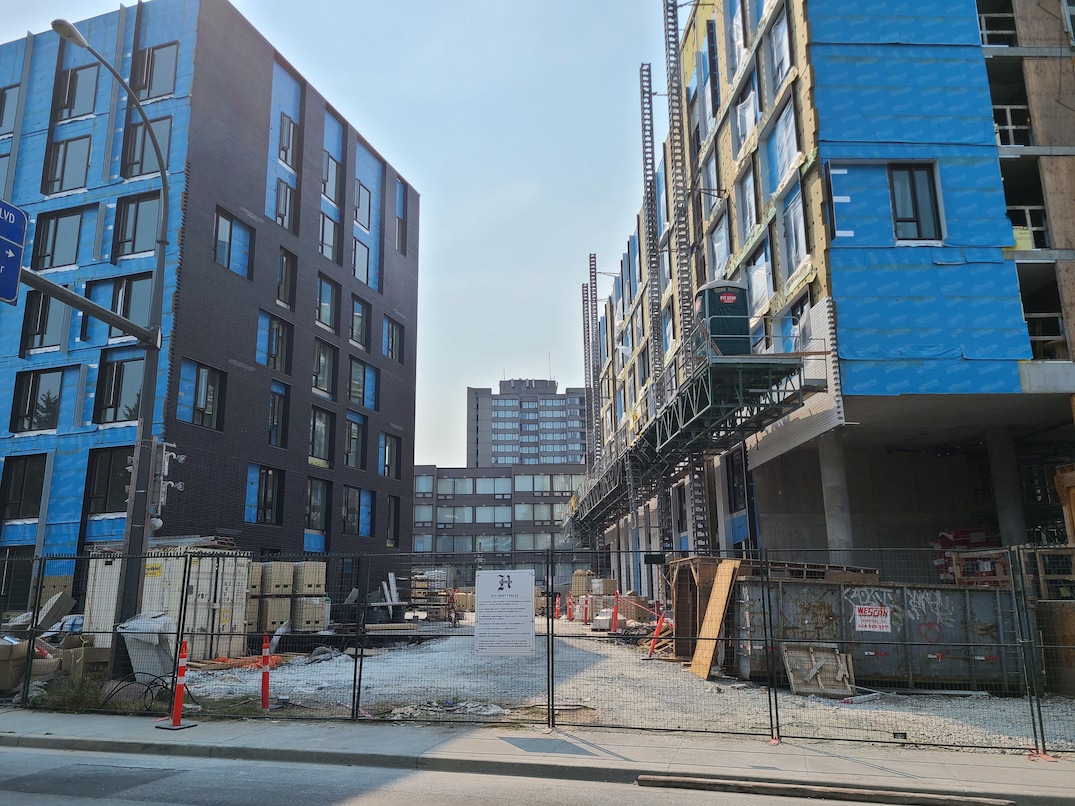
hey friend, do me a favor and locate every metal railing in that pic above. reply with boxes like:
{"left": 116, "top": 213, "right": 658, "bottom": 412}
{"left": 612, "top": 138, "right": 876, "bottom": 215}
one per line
{"left": 1008, "top": 206, "right": 1051, "bottom": 249}
{"left": 994, "top": 104, "right": 1032, "bottom": 146}
{"left": 979, "top": 13, "right": 1017, "bottom": 46}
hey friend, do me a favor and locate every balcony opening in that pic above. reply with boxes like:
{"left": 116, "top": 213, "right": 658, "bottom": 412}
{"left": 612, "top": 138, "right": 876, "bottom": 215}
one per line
{"left": 987, "top": 58, "right": 1031, "bottom": 146}
{"left": 1002, "top": 157, "right": 1050, "bottom": 249}
{"left": 977, "top": 0, "right": 1017, "bottom": 46}
{"left": 1018, "top": 262, "right": 1067, "bottom": 360}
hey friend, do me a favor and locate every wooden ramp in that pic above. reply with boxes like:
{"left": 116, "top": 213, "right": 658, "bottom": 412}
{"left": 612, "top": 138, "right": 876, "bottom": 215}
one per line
{"left": 689, "top": 560, "right": 740, "bottom": 680}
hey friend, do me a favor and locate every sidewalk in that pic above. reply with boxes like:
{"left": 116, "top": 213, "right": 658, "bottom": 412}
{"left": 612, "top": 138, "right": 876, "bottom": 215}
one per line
{"left": 0, "top": 708, "right": 1071, "bottom": 805}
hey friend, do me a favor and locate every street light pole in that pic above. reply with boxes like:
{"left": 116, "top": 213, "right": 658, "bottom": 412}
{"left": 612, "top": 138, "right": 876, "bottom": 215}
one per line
{"left": 52, "top": 20, "right": 170, "bottom": 626}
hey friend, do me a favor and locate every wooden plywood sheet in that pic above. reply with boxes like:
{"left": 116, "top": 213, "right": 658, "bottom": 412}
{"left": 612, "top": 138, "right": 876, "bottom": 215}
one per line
{"left": 689, "top": 560, "right": 740, "bottom": 680}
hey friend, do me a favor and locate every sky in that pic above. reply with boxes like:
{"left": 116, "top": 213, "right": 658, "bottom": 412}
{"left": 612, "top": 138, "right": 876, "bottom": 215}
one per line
{"left": 10, "top": 0, "right": 670, "bottom": 466}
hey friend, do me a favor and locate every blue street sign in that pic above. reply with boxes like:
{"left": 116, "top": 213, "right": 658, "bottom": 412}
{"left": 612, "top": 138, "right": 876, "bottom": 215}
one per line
{"left": 0, "top": 198, "right": 28, "bottom": 306}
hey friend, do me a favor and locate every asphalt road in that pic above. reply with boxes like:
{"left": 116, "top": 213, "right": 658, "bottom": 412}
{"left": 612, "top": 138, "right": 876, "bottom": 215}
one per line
{"left": 0, "top": 746, "right": 867, "bottom": 805}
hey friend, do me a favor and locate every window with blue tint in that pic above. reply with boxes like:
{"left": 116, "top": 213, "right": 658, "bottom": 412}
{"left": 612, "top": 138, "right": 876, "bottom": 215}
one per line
{"left": 343, "top": 485, "right": 374, "bottom": 536}
{"left": 662, "top": 305, "right": 674, "bottom": 353}
{"left": 394, "top": 178, "right": 407, "bottom": 254}
{"left": 256, "top": 310, "right": 291, "bottom": 372}
{"left": 176, "top": 359, "right": 225, "bottom": 430}
{"left": 355, "top": 141, "right": 384, "bottom": 291}
{"left": 378, "top": 432, "right": 402, "bottom": 479}
{"left": 214, "top": 209, "right": 253, "bottom": 278}
{"left": 245, "top": 464, "right": 283, "bottom": 524}
{"left": 43, "top": 135, "right": 90, "bottom": 194}
{"left": 306, "top": 477, "right": 329, "bottom": 531}
{"left": 265, "top": 61, "right": 302, "bottom": 230}
{"left": 54, "top": 63, "right": 97, "bottom": 120}
{"left": 1, "top": 454, "right": 47, "bottom": 520}
{"left": 344, "top": 410, "right": 366, "bottom": 469}
{"left": 132, "top": 42, "right": 178, "bottom": 101}
{"left": 12, "top": 369, "right": 64, "bottom": 432}
{"left": 349, "top": 357, "right": 377, "bottom": 409}
{"left": 32, "top": 208, "right": 83, "bottom": 270}
{"left": 382, "top": 316, "right": 403, "bottom": 363}
{"left": 92, "top": 352, "right": 141, "bottom": 425}
{"left": 0, "top": 85, "right": 20, "bottom": 136}
{"left": 322, "top": 111, "right": 344, "bottom": 205}
{"left": 122, "top": 117, "right": 171, "bottom": 178}
{"left": 269, "top": 381, "right": 288, "bottom": 447}
{"left": 114, "top": 193, "right": 159, "bottom": 257}
{"left": 316, "top": 275, "right": 338, "bottom": 332}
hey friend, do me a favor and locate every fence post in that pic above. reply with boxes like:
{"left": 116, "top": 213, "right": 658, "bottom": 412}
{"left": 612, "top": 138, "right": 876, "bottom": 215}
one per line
{"left": 761, "top": 548, "right": 781, "bottom": 744}
{"left": 547, "top": 547, "right": 555, "bottom": 730}
{"left": 351, "top": 553, "right": 368, "bottom": 721}
{"left": 1012, "top": 548, "right": 1052, "bottom": 757}
{"left": 19, "top": 554, "right": 48, "bottom": 706}
{"left": 171, "top": 552, "right": 193, "bottom": 689}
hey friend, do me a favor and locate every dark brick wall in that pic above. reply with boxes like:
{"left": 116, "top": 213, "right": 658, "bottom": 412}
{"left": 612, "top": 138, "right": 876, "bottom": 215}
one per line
{"left": 160, "top": 0, "right": 417, "bottom": 555}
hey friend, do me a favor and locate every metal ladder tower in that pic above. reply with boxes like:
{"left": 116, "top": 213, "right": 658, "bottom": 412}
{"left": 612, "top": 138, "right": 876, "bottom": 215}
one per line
{"left": 581, "top": 283, "right": 594, "bottom": 473}
{"left": 662, "top": 0, "right": 711, "bottom": 554}
{"left": 640, "top": 62, "right": 674, "bottom": 553}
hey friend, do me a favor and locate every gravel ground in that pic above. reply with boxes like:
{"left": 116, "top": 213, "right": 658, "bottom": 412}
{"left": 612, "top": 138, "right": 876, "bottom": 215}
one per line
{"left": 184, "top": 618, "right": 1075, "bottom": 753}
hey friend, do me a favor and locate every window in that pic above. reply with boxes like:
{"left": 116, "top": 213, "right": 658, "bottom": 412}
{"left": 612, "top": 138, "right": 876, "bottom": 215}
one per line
{"left": 257, "top": 311, "right": 292, "bottom": 373}
{"left": 352, "top": 237, "right": 370, "bottom": 285}
{"left": 177, "top": 359, "right": 224, "bottom": 430}
{"left": 733, "top": 77, "right": 758, "bottom": 157}
{"left": 379, "top": 432, "right": 402, "bottom": 479}
{"left": 32, "top": 209, "right": 82, "bottom": 271}
{"left": 43, "top": 135, "right": 90, "bottom": 193}
{"left": 344, "top": 412, "right": 366, "bottom": 469}
{"left": 320, "top": 213, "right": 339, "bottom": 262}
{"left": 54, "top": 64, "right": 97, "bottom": 120}
{"left": 214, "top": 210, "right": 253, "bottom": 278}
{"left": 316, "top": 275, "right": 338, "bottom": 332}
{"left": 414, "top": 504, "right": 433, "bottom": 522}
{"left": 312, "top": 340, "right": 336, "bottom": 397}
{"left": 132, "top": 42, "right": 178, "bottom": 101}
{"left": 349, "top": 357, "right": 377, "bottom": 409}
{"left": 783, "top": 188, "right": 808, "bottom": 277}
{"left": 86, "top": 447, "right": 133, "bottom": 514}
{"left": 122, "top": 117, "right": 170, "bottom": 177}
{"left": 309, "top": 407, "right": 333, "bottom": 466}
{"left": 342, "top": 486, "right": 373, "bottom": 536}
{"left": 768, "top": 102, "right": 797, "bottom": 193}
{"left": 1, "top": 454, "right": 46, "bottom": 520}
{"left": 413, "top": 534, "right": 433, "bottom": 552}
{"left": 475, "top": 477, "right": 511, "bottom": 495}
{"left": 114, "top": 193, "right": 159, "bottom": 257}
{"left": 275, "top": 180, "right": 295, "bottom": 231}
{"left": 437, "top": 477, "right": 473, "bottom": 495}
{"left": 278, "top": 113, "right": 297, "bottom": 167}
{"left": 93, "top": 354, "right": 142, "bottom": 424}
{"left": 322, "top": 152, "right": 341, "bottom": 204}
{"left": 247, "top": 465, "right": 283, "bottom": 525}
{"left": 306, "top": 478, "right": 329, "bottom": 532}
{"left": 746, "top": 243, "right": 773, "bottom": 316}
{"left": 0, "top": 85, "right": 19, "bottom": 136}
{"left": 726, "top": 0, "right": 747, "bottom": 76}
{"left": 268, "top": 381, "right": 288, "bottom": 448}
{"left": 383, "top": 316, "right": 404, "bottom": 363}
{"left": 889, "top": 164, "right": 941, "bottom": 241}
{"left": 22, "top": 290, "right": 66, "bottom": 350}
{"left": 108, "top": 274, "right": 151, "bottom": 338}
{"left": 12, "top": 369, "right": 63, "bottom": 432}
{"left": 277, "top": 249, "right": 295, "bottom": 307}
{"left": 770, "top": 10, "right": 791, "bottom": 90}
{"left": 395, "top": 179, "right": 407, "bottom": 253}
{"left": 354, "top": 180, "right": 371, "bottom": 229}
{"left": 351, "top": 296, "right": 370, "bottom": 350}
{"left": 708, "top": 214, "right": 730, "bottom": 281}
{"left": 385, "top": 495, "right": 400, "bottom": 548}
{"left": 415, "top": 475, "right": 434, "bottom": 494}
{"left": 436, "top": 506, "right": 473, "bottom": 524}
{"left": 738, "top": 166, "right": 757, "bottom": 239}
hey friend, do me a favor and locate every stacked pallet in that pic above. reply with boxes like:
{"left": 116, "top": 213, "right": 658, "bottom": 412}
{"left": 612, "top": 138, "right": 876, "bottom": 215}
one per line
{"left": 409, "top": 576, "right": 448, "bottom": 620}
{"left": 247, "top": 561, "right": 328, "bottom": 632}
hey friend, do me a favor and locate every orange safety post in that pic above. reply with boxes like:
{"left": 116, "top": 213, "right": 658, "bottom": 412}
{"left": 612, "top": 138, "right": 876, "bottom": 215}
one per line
{"left": 567, "top": 594, "right": 574, "bottom": 621}
{"left": 648, "top": 612, "right": 666, "bottom": 658}
{"left": 156, "top": 639, "right": 197, "bottom": 730}
{"left": 261, "top": 632, "right": 270, "bottom": 710}
{"left": 611, "top": 591, "right": 619, "bottom": 633}
{"left": 583, "top": 594, "right": 590, "bottom": 623}
{"left": 555, "top": 593, "right": 561, "bottom": 619}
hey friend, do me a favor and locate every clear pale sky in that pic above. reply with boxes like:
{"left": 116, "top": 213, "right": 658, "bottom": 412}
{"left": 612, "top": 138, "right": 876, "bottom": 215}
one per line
{"left": 10, "top": 0, "right": 669, "bottom": 466}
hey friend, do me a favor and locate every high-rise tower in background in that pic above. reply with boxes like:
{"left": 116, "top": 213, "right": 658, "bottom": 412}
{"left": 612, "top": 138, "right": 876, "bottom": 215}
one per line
{"left": 0, "top": 0, "right": 419, "bottom": 604}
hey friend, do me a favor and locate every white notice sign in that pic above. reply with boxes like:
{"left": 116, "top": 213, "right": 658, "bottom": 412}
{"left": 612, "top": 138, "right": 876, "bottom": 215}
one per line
{"left": 854, "top": 604, "right": 892, "bottom": 633}
{"left": 474, "top": 569, "right": 536, "bottom": 656}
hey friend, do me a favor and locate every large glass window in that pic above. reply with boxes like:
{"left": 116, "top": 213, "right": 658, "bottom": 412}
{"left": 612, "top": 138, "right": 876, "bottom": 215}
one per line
{"left": 352, "top": 238, "right": 370, "bottom": 285}
{"left": 278, "top": 113, "right": 297, "bottom": 167}
{"left": 1, "top": 454, "right": 47, "bottom": 520}
{"left": 43, "top": 135, "right": 90, "bottom": 194}
{"left": 889, "top": 164, "right": 941, "bottom": 241}
{"left": 320, "top": 213, "right": 339, "bottom": 263}
{"left": 312, "top": 340, "right": 336, "bottom": 397}
{"left": 0, "top": 84, "right": 19, "bottom": 136}
{"left": 122, "top": 117, "right": 170, "bottom": 177}
{"left": 379, "top": 432, "right": 402, "bottom": 479}
{"left": 54, "top": 64, "right": 97, "bottom": 120}
{"left": 344, "top": 413, "right": 366, "bottom": 469}
{"left": 383, "top": 316, "right": 404, "bottom": 363}
{"left": 32, "top": 209, "right": 82, "bottom": 270}
{"left": 258, "top": 311, "right": 292, "bottom": 373}
{"left": 247, "top": 465, "right": 283, "bottom": 525}
{"left": 316, "top": 275, "right": 338, "bottom": 331}
{"left": 108, "top": 274, "right": 151, "bottom": 338}
{"left": 770, "top": 10, "right": 791, "bottom": 90}
{"left": 343, "top": 486, "right": 374, "bottom": 537}
{"left": 268, "top": 381, "right": 288, "bottom": 448}
{"left": 414, "top": 504, "right": 433, "bottom": 522}
{"left": 306, "top": 478, "right": 329, "bottom": 532}
{"left": 133, "top": 42, "right": 178, "bottom": 101}
{"left": 21, "top": 290, "right": 66, "bottom": 350}
{"left": 309, "top": 407, "right": 333, "bottom": 466}
{"left": 214, "top": 209, "right": 253, "bottom": 278}
{"left": 275, "top": 179, "right": 295, "bottom": 231}
{"left": 93, "top": 354, "right": 142, "bottom": 424}
{"left": 12, "top": 369, "right": 63, "bottom": 432}
{"left": 114, "top": 193, "right": 160, "bottom": 257}
{"left": 354, "top": 180, "right": 371, "bottom": 229}
{"left": 414, "top": 475, "right": 434, "bottom": 494}
{"left": 322, "top": 152, "right": 341, "bottom": 204}
{"left": 351, "top": 296, "right": 370, "bottom": 350}
{"left": 385, "top": 495, "right": 400, "bottom": 548}
{"left": 277, "top": 249, "right": 295, "bottom": 308}
{"left": 178, "top": 359, "right": 224, "bottom": 430}
{"left": 86, "top": 446, "right": 133, "bottom": 514}
{"left": 349, "top": 357, "right": 377, "bottom": 409}
{"left": 783, "top": 188, "right": 808, "bottom": 277}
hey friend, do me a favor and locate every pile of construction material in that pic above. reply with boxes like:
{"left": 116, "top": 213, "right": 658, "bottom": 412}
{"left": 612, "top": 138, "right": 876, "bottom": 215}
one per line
{"left": 248, "top": 561, "right": 328, "bottom": 633}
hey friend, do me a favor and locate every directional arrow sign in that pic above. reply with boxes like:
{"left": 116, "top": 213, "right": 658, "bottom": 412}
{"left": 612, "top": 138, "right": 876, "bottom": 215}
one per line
{"left": 0, "top": 198, "right": 28, "bottom": 306}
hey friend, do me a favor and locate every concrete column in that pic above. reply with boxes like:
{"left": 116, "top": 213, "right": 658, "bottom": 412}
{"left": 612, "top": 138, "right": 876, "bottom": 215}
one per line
{"left": 817, "top": 429, "right": 854, "bottom": 564}
{"left": 986, "top": 427, "right": 1028, "bottom": 546}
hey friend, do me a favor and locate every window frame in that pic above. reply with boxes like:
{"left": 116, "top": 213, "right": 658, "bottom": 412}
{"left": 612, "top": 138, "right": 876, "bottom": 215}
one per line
{"left": 350, "top": 295, "right": 370, "bottom": 351}
{"left": 31, "top": 208, "right": 82, "bottom": 270}
{"left": 264, "top": 313, "right": 292, "bottom": 373}
{"left": 122, "top": 116, "right": 170, "bottom": 178}
{"left": 322, "top": 151, "right": 341, "bottom": 204}
{"left": 190, "top": 361, "right": 224, "bottom": 430}
{"left": 312, "top": 339, "right": 337, "bottom": 397}
{"left": 22, "top": 289, "right": 66, "bottom": 351}
{"left": 113, "top": 192, "right": 160, "bottom": 258}
{"left": 344, "top": 415, "right": 366, "bottom": 470}
{"left": 108, "top": 273, "right": 151, "bottom": 339}
{"left": 93, "top": 353, "right": 143, "bottom": 425}
{"left": 12, "top": 369, "right": 64, "bottom": 432}
{"left": 1, "top": 454, "right": 47, "bottom": 520}
{"left": 352, "top": 237, "right": 370, "bottom": 285}
{"left": 0, "top": 84, "right": 19, "bottom": 136}
{"left": 278, "top": 112, "right": 297, "bottom": 167}
{"left": 306, "top": 477, "right": 329, "bottom": 532}
{"left": 276, "top": 248, "right": 295, "bottom": 308}
{"left": 255, "top": 466, "right": 283, "bottom": 525}
{"left": 316, "top": 275, "right": 339, "bottom": 332}
{"left": 132, "top": 42, "right": 179, "bottom": 102}
{"left": 268, "top": 382, "right": 288, "bottom": 448}
{"left": 354, "top": 180, "right": 371, "bottom": 230}
{"left": 275, "top": 179, "right": 295, "bottom": 231}
{"left": 86, "top": 446, "right": 133, "bottom": 515}
{"left": 309, "top": 406, "right": 333, "bottom": 467}
{"left": 888, "top": 163, "right": 942, "bottom": 243}
{"left": 54, "top": 63, "right": 98, "bottom": 121}
{"left": 380, "top": 432, "right": 402, "bottom": 479}
{"left": 213, "top": 208, "right": 253, "bottom": 278}
{"left": 383, "top": 316, "right": 404, "bottom": 363}
{"left": 319, "top": 213, "right": 339, "bottom": 263}
{"left": 43, "top": 134, "right": 91, "bottom": 194}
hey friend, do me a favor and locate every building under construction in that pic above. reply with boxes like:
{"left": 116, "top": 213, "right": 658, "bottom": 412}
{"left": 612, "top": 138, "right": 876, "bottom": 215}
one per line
{"left": 567, "top": 0, "right": 1075, "bottom": 593}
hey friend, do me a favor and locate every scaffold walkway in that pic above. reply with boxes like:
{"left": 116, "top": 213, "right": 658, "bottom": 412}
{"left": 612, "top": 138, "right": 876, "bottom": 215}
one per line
{"left": 567, "top": 353, "right": 807, "bottom": 537}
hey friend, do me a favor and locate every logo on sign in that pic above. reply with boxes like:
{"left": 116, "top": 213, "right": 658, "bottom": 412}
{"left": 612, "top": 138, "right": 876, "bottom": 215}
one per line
{"left": 719, "top": 293, "right": 737, "bottom": 304}
{"left": 854, "top": 604, "right": 892, "bottom": 633}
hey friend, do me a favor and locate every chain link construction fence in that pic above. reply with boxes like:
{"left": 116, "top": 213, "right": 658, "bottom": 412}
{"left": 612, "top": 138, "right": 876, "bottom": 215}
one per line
{"left": 1, "top": 545, "right": 1073, "bottom": 754}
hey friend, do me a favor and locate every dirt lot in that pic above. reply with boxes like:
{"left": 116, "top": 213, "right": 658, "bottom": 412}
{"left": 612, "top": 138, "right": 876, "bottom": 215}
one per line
{"left": 183, "top": 615, "right": 1075, "bottom": 752}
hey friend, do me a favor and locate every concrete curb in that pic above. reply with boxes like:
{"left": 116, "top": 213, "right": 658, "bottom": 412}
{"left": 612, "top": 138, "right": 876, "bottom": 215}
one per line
{"left": 0, "top": 731, "right": 1068, "bottom": 806}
